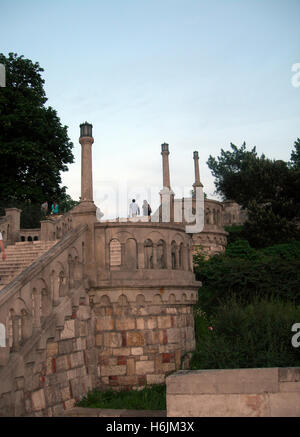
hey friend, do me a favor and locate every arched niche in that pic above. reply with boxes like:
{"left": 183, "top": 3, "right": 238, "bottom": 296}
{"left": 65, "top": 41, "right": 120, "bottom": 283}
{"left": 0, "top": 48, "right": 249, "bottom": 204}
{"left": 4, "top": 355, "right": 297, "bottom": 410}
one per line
{"left": 124, "top": 238, "right": 138, "bottom": 270}
{"left": 144, "top": 239, "right": 154, "bottom": 269}
{"left": 156, "top": 240, "right": 166, "bottom": 269}
{"left": 171, "top": 241, "right": 177, "bottom": 270}
{"left": 110, "top": 239, "right": 121, "bottom": 269}
{"left": 178, "top": 242, "right": 184, "bottom": 269}
{"left": 0, "top": 323, "right": 5, "bottom": 347}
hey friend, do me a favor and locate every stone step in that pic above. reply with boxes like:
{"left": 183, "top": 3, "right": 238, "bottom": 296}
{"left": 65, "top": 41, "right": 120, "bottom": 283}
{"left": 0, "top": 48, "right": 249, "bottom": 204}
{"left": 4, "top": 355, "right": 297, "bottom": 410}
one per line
{"left": 0, "top": 240, "right": 58, "bottom": 288}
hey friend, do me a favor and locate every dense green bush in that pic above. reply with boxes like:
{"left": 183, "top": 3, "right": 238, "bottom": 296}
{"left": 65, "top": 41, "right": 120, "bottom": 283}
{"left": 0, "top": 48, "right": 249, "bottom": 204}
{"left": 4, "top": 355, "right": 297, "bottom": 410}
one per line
{"left": 194, "top": 240, "right": 300, "bottom": 310}
{"left": 191, "top": 298, "right": 300, "bottom": 369}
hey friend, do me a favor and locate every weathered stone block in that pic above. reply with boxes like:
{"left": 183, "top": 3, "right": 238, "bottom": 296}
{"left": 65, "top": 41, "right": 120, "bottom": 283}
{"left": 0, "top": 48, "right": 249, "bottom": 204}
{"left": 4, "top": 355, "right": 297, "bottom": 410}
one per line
{"left": 96, "top": 317, "right": 114, "bottom": 331}
{"left": 104, "top": 332, "right": 123, "bottom": 348}
{"left": 112, "top": 347, "right": 131, "bottom": 356}
{"left": 116, "top": 318, "right": 136, "bottom": 331}
{"left": 167, "top": 393, "right": 270, "bottom": 417}
{"left": 127, "top": 332, "right": 145, "bottom": 347}
{"left": 131, "top": 347, "right": 143, "bottom": 355}
{"left": 147, "top": 317, "right": 157, "bottom": 329}
{"left": 64, "top": 398, "right": 76, "bottom": 410}
{"left": 46, "top": 341, "right": 58, "bottom": 357}
{"left": 279, "top": 382, "right": 300, "bottom": 392}
{"left": 279, "top": 368, "right": 300, "bottom": 382}
{"left": 31, "top": 389, "right": 46, "bottom": 412}
{"left": 95, "top": 333, "right": 103, "bottom": 346}
{"left": 100, "top": 365, "right": 127, "bottom": 376}
{"left": 136, "top": 361, "right": 154, "bottom": 375}
{"left": 147, "top": 374, "right": 165, "bottom": 385}
{"left": 127, "top": 358, "right": 135, "bottom": 376}
{"left": 157, "top": 316, "right": 172, "bottom": 329}
{"left": 136, "top": 318, "right": 145, "bottom": 330}
{"left": 61, "top": 320, "right": 76, "bottom": 340}
{"left": 70, "top": 351, "right": 84, "bottom": 368}
{"left": 167, "top": 368, "right": 279, "bottom": 395}
{"left": 269, "top": 392, "right": 300, "bottom": 416}
{"left": 58, "top": 339, "right": 73, "bottom": 355}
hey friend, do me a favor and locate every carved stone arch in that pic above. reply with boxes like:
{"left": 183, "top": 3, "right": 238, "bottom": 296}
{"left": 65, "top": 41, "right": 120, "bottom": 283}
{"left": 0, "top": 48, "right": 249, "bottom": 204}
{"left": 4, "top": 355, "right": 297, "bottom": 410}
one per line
{"left": 31, "top": 278, "right": 48, "bottom": 328}
{"left": 118, "top": 294, "right": 128, "bottom": 306}
{"left": 217, "top": 209, "right": 220, "bottom": 225}
{"left": 156, "top": 239, "right": 166, "bottom": 269}
{"left": 144, "top": 239, "right": 154, "bottom": 269}
{"left": 168, "top": 293, "right": 176, "bottom": 304}
{"left": 153, "top": 294, "right": 162, "bottom": 304}
{"left": 6, "top": 309, "right": 14, "bottom": 348}
{"left": 136, "top": 294, "right": 145, "bottom": 306}
{"left": 114, "top": 230, "right": 136, "bottom": 244}
{"left": 213, "top": 209, "right": 217, "bottom": 224}
{"left": 178, "top": 242, "right": 184, "bottom": 269}
{"left": 171, "top": 240, "right": 177, "bottom": 270}
{"left": 205, "top": 208, "right": 210, "bottom": 225}
{"left": 0, "top": 323, "right": 6, "bottom": 347}
{"left": 124, "top": 238, "right": 138, "bottom": 270}
{"left": 172, "top": 232, "right": 184, "bottom": 246}
{"left": 68, "top": 248, "right": 80, "bottom": 289}
{"left": 110, "top": 238, "right": 121, "bottom": 269}
{"left": 51, "top": 261, "right": 65, "bottom": 302}
{"left": 146, "top": 230, "right": 165, "bottom": 245}
{"left": 99, "top": 295, "right": 111, "bottom": 306}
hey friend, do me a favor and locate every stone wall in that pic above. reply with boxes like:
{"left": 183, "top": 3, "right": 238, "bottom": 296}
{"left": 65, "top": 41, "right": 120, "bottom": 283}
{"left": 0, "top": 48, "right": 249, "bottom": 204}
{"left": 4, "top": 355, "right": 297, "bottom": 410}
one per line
{"left": 0, "top": 224, "right": 97, "bottom": 416}
{"left": 167, "top": 368, "right": 300, "bottom": 417}
{"left": 92, "top": 288, "right": 196, "bottom": 390}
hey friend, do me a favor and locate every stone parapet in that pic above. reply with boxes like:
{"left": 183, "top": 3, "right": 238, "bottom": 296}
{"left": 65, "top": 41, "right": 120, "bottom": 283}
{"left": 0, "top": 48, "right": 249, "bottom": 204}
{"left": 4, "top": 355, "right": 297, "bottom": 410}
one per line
{"left": 167, "top": 368, "right": 300, "bottom": 417}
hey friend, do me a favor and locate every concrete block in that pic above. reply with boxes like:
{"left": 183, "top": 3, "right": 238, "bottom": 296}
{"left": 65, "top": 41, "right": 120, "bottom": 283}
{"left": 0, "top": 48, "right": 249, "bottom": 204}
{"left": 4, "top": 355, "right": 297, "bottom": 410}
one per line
{"left": 269, "top": 392, "right": 300, "bottom": 417}
{"left": 167, "top": 368, "right": 279, "bottom": 395}
{"left": 167, "top": 393, "right": 270, "bottom": 417}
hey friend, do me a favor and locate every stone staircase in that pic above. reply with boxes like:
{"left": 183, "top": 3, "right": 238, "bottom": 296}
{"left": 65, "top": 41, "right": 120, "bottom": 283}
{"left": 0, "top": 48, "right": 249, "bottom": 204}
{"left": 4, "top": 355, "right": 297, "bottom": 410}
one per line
{"left": 0, "top": 240, "right": 58, "bottom": 290}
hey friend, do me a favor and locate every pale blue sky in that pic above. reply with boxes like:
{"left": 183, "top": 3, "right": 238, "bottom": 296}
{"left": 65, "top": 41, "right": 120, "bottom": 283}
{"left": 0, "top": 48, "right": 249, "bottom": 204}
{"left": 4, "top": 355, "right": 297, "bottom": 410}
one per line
{"left": 1, "top": 0, "right": 300, "bottom": 218}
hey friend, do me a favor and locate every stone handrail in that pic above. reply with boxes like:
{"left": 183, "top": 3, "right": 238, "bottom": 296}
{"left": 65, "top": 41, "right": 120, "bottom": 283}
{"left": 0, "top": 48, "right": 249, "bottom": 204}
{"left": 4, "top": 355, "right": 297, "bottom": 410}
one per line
{"left": 0, "top": 223, "right": 88, "bottom": 363}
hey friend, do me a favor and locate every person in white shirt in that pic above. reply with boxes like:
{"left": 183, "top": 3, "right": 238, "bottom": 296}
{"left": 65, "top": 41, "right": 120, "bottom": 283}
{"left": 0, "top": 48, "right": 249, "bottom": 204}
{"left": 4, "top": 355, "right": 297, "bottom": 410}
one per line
{"left": 0, "top": 232, "right": 6, "bottom": 261}
{"left": 129, "top": 199, "right": 140, "bottom": 218}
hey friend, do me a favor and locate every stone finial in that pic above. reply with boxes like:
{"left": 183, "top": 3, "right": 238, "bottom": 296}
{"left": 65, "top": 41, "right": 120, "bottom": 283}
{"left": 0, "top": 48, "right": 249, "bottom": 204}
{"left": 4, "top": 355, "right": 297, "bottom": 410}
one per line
{"left": 80, "top": 122, "right": 93, "bottom": 138}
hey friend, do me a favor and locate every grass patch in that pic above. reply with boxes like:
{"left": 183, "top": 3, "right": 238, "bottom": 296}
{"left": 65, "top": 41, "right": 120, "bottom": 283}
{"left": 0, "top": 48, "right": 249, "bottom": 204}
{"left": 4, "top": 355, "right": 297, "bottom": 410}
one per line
{"left": 77, "top": 384, "right": 166, "bottom": 410}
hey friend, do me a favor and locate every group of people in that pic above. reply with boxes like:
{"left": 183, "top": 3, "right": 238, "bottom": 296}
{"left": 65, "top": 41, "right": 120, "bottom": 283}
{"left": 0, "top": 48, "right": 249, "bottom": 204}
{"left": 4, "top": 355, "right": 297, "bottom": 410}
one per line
{"left": 129, "top": 199, "right": 152, "bottom": 218}
{"left": 41, "top": 201, "right": 59, "bottom": 216}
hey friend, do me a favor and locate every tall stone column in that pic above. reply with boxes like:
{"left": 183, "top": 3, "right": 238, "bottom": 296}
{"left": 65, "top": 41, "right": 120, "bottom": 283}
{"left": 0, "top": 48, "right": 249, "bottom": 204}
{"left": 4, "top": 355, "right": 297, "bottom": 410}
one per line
{"left": 193, "top": 151, "right": 203, "bottom": 191}
{"left": 79, "top": 122, "right": 94, "bottom": 204}
{"left": 160, "top": 143, "right": 174, "bottom": 222}
{"left": 161, "top": 143, "right": 171, "bottom": 189}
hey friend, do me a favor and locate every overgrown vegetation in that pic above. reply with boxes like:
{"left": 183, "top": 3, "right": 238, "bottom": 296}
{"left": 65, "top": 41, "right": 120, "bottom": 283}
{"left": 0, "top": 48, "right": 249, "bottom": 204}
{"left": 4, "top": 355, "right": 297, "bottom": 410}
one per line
{"left": 77, "top": 384, "right": 166, "bottom": 410}
{"left": 191, "top": 298, "right": 300, "bottom": 369}
{"left": 191, "top": 240, "right": 300, "bottom": 369}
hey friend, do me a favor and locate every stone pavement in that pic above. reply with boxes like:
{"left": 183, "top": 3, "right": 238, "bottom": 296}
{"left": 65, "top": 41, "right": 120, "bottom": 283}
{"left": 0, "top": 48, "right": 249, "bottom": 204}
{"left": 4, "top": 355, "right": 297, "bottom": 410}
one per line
{"left": 61, "top": 407, "right": 166, "bottom": 417}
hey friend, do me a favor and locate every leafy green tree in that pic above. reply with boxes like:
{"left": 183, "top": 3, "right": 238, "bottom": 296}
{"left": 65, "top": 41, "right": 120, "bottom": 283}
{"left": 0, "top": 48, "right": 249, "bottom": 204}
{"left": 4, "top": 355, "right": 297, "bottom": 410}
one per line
{"left": 207, "top": 142, "right": 300, "bottom": 247}
{"left": 0, "top": 53, "right": 74, "bottom": 224}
